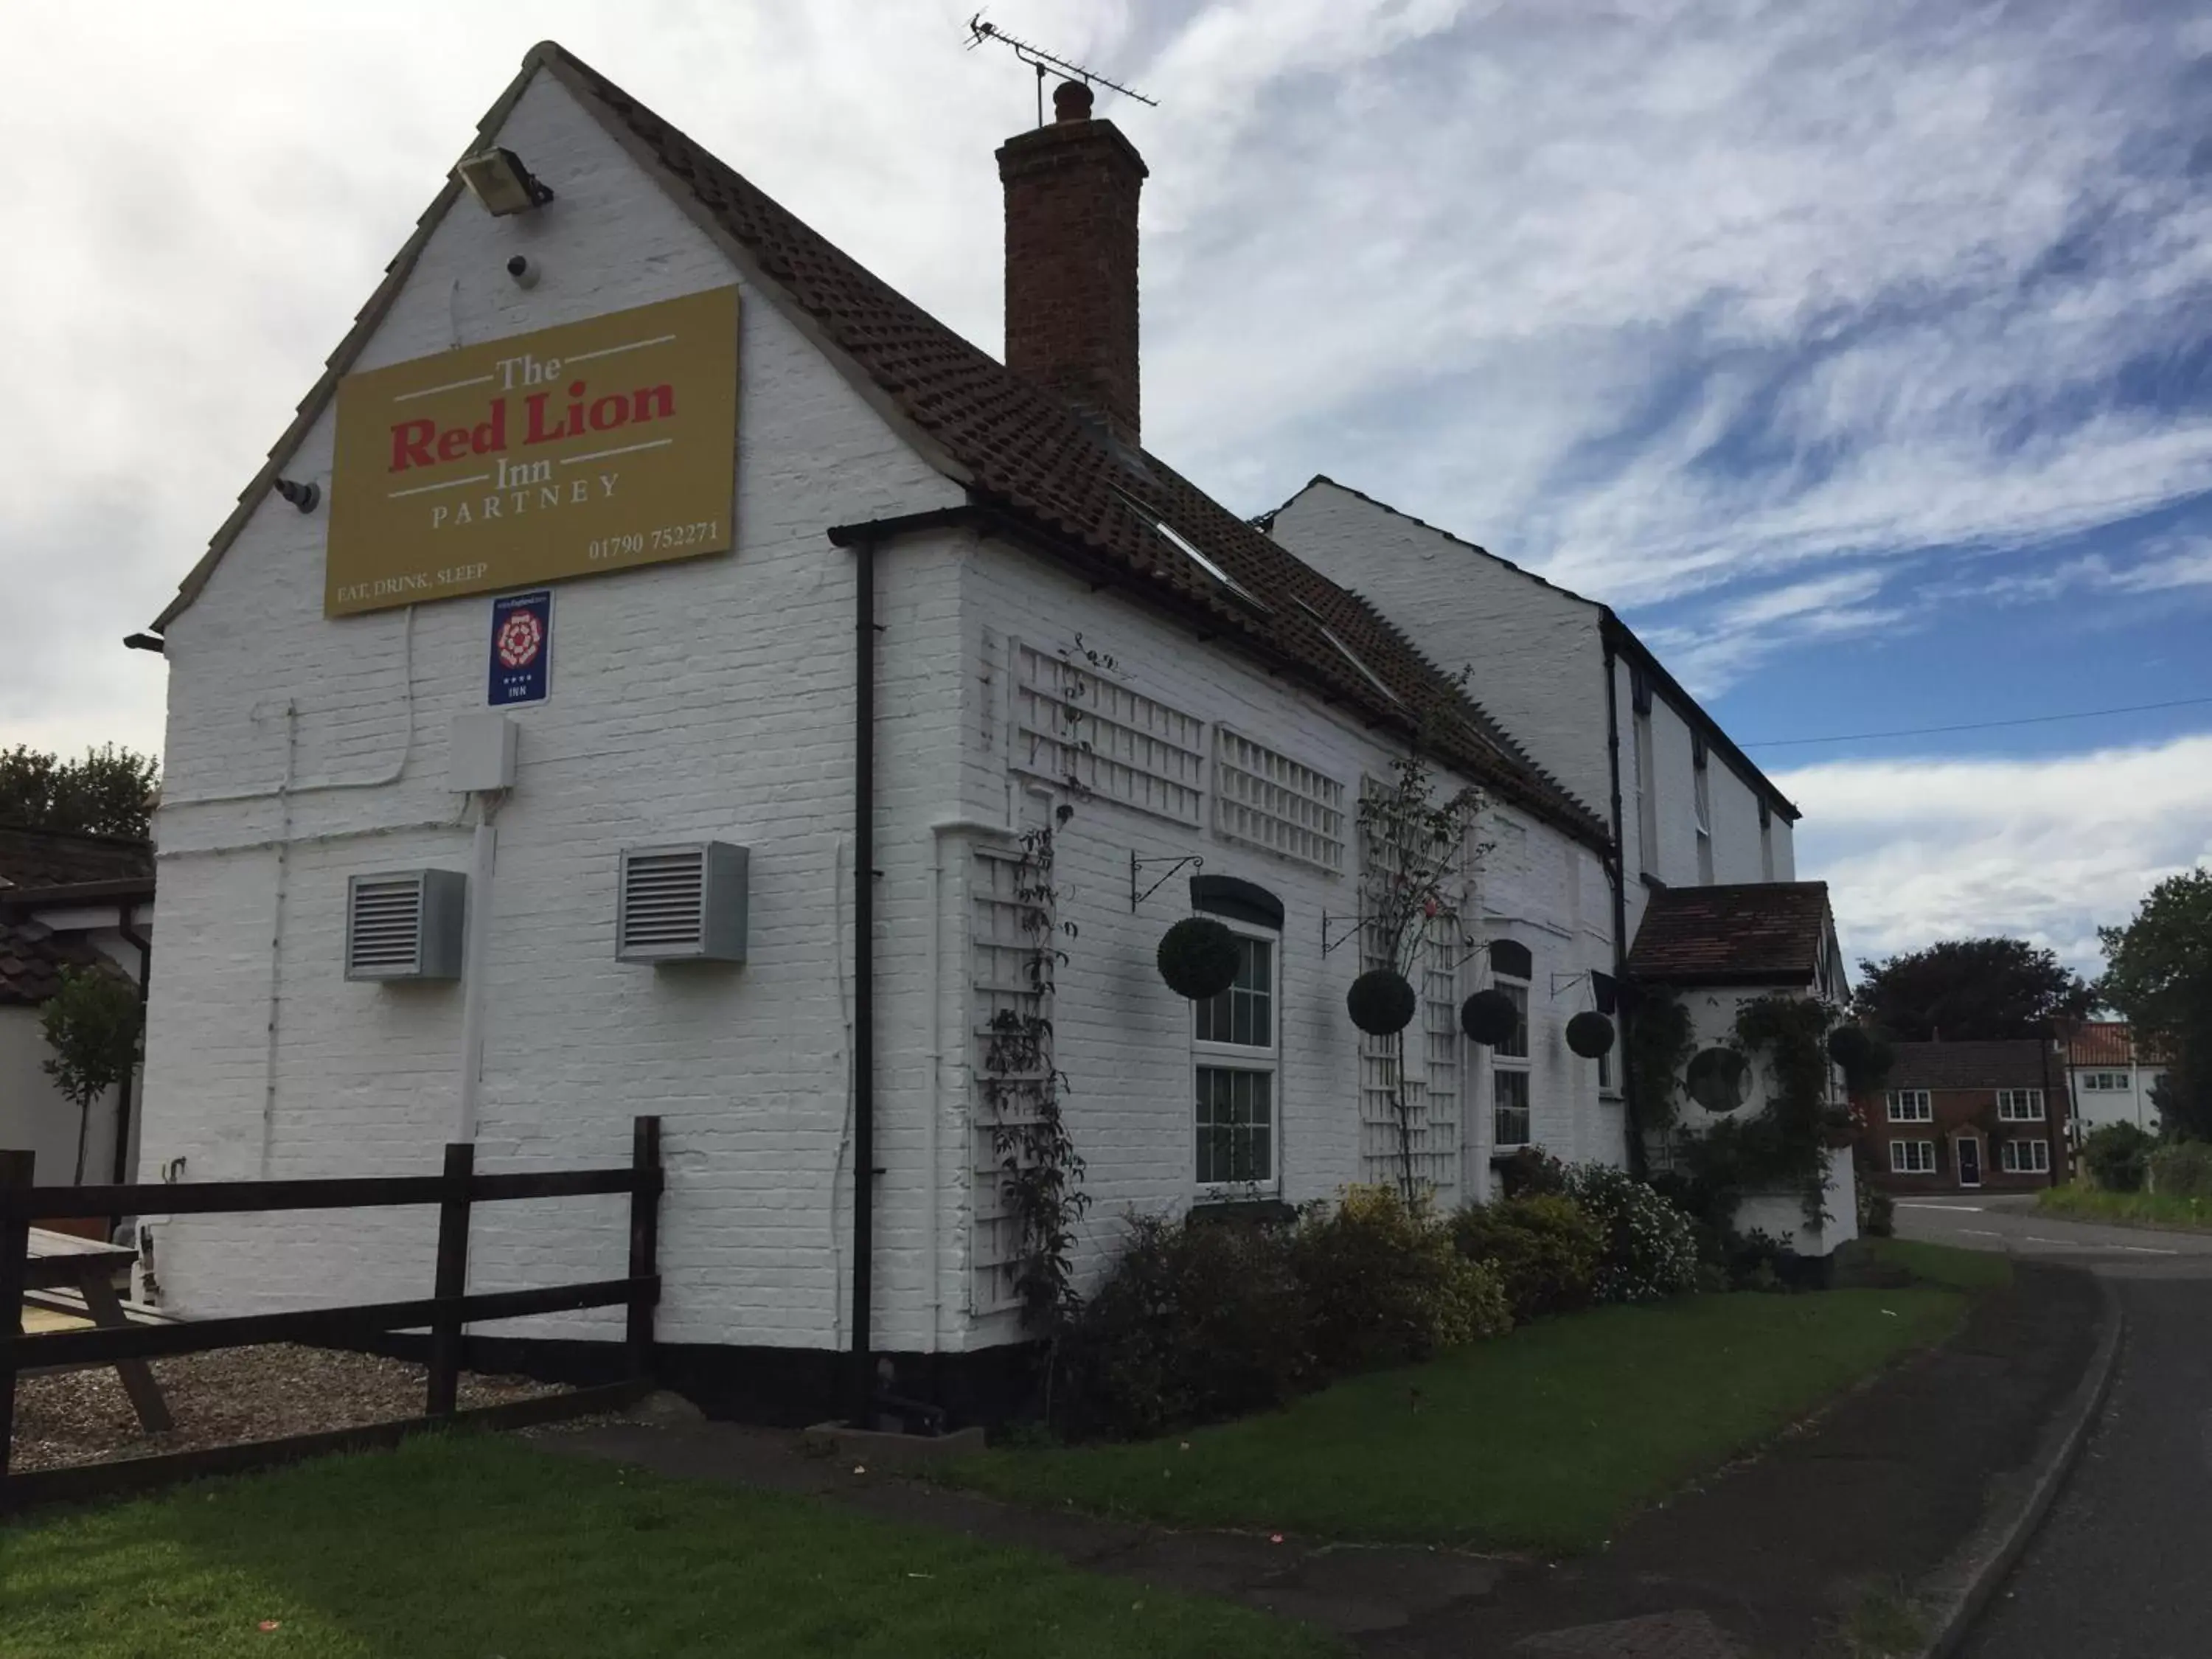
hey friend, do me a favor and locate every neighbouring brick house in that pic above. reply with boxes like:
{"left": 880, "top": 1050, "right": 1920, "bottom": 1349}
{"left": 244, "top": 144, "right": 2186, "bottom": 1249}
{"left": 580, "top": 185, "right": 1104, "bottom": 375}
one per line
{"left": 1860, "top": 1039, "right": 2071, "bottom": 1193}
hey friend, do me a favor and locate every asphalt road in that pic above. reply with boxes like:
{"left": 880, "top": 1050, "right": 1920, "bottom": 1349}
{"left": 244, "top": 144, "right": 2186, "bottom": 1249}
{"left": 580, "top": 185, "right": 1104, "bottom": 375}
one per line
{"left": 1895, "top": 1196, "right": 2212, "bottom": 1658}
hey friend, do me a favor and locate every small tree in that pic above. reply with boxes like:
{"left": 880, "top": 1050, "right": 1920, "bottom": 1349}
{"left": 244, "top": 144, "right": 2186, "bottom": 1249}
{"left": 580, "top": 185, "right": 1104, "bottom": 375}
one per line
{"left": 1356, "top": 748, "right": 1484, "bottom": 1207}
{"left": 2099, "top": 869, "right": 2212, "bottom": 1141}
{"left": 40, "top": 965, "right": 143, "bottom": 1183}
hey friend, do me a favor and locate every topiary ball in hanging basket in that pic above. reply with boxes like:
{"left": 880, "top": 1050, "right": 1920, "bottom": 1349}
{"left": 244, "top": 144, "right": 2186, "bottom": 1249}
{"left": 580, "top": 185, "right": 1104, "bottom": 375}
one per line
{"left": 1566, "top": 1009, "right": 1615, "bottom": 1058}
{"left": 1460, "top": 987, "right": 1518, "bottom": 1046}
{"left": 1347, "top": 969, "right": 1418, "bottom": 1036}
{"left": 1156, "top": 917, "right": 1242, "bottom": 1000}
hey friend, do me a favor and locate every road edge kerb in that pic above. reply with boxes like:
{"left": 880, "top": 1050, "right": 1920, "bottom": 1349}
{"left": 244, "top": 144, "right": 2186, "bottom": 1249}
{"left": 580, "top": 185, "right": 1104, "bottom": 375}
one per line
{"left": 1918, "top": 1270, "right": 2124, "bottom": 1658}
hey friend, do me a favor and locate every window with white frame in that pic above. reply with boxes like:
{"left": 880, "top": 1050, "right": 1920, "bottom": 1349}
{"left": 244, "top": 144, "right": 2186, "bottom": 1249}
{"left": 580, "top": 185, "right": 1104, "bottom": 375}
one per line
{"left": 1214, "top": 728, "right": 1347, "bottom": 872}
{"left": 1888, "top": 1089, "right": 1933, "bottom": 1122}
{"left": 1194, "top": 929, "right": 1279, "bottom": 1189}
{"left": 1997, "top": 1088, "right": 2045, "bottom": 1121}
{"left": 2080, "top": 1071, "right": 2129, "bottom": 1092}
{"left": 1490, "top": 942, "right": 1533, "bottom": 1148}
{"left": 1891, "top": 1139, "right": 1936, "bottom": 1174}
{"left": 2000, "top": 1139, "right": 2051, "bottom": 1174}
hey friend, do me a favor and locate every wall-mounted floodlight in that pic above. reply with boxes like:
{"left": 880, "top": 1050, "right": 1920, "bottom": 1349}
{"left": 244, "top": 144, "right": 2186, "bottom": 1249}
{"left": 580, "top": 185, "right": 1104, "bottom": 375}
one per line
{"left": 456, "top": 147, "right": 554, "bottom": 216}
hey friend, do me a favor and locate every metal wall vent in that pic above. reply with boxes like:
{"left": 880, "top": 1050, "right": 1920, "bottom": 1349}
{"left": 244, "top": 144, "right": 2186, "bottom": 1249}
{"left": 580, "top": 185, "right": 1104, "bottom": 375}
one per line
{"left": 618, "top": 843, "right": 748, "bottom": 964}
{"left": 346, "top": 869, "right": 466, "bottom": 981}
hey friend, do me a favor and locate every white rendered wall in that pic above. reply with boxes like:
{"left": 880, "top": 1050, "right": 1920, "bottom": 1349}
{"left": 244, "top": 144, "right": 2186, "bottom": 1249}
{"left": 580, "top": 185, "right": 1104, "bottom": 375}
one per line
{"left": 2068, "top": 1066, "right": 2166, "bottom": 1136}
{"left": 1269, "top": 482, "right": 1610, "bottom": 821}
{"left": 1273, "top": 482, "right": 1796, "bottom": 907}
{"left": 140, "top": 67, "right": 966, "bottom": 1354}
{"left": 947, "top": 538, "right": 1625, "bottom": 1341}
{"left": 1663, "top": 985, "right": 1858, "bottom": 1256}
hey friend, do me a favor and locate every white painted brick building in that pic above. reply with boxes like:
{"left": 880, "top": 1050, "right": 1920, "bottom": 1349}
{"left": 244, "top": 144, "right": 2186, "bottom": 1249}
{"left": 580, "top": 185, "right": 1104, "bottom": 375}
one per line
{"left": 132, "top": 43, "right": 1839, "bottom": 1417}
{"left": 1267, "top": 479, "right": 1802, "bottom": 952}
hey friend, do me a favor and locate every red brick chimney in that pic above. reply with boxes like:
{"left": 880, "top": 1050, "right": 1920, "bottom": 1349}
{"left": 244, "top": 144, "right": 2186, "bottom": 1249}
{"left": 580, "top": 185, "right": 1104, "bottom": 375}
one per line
{"left": 997, "top": 80, "right": 1148, "bottom": 447}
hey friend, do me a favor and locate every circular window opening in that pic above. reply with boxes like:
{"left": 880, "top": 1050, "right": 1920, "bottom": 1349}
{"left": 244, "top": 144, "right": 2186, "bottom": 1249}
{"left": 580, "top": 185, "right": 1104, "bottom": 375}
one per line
{"left": 1686, "top": 1048, "right": 1750, "bottom": 1113}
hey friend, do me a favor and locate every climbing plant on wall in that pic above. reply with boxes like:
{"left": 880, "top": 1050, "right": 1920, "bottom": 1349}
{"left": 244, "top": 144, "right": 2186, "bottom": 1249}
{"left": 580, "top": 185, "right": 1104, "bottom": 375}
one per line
{"left": 1669, "top": 994, "right": 1843, "bottom": 1229}
{"left": 1355, "top": 746, "right": 1485, "bottom": 1208}
{"left": 1626, "top": 987, "right": 1694, "bottom": 1134}
{"left": 979, "top": 824, "right": 1091, "bottom": 1334}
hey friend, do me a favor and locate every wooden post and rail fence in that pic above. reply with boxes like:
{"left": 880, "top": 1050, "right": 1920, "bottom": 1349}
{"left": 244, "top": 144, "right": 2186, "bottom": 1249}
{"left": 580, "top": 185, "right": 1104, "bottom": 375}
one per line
{"left": 1, "top": 1115, "right": 661, "bottom": 1510}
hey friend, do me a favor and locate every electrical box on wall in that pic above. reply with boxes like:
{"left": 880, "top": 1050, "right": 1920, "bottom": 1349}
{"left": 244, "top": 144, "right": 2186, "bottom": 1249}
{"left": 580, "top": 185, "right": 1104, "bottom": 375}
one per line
{"left": 346, "top": 870, "right": 467, "bottom": 981}
{"left": 617, "top": 843, "right": 748, "bottom": 964}
{"left": 448, "top": 713, "right": 518, "bottom": 792}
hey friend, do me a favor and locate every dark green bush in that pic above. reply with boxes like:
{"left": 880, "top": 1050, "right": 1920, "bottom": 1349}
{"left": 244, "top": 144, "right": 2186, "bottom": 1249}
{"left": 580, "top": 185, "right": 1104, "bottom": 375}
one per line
{"left": 1292, "top": 1186, "right": 1512, "bottom": 1374}
{"left": 1450, "top": 1194, "right": 1601, "bottom": 1322}
{"left": 2148, "top": 1141, "right": 2212, "bottom": 1200}
{"left": 1724, "top": 1227, "right": 1789, "bottom": 1292}
{"left": 2082, "top": 1121, "right": 2154, "bottom": 1192}
{"left": 1495, "top": 1146, "right": 1570, "bottom": 1198}
{"left": 1059, "top": 1213, "right": 1310, "bottom": 1439}
{"left": 1858, "top": 1178, "right": 1896, "bottom": 1238}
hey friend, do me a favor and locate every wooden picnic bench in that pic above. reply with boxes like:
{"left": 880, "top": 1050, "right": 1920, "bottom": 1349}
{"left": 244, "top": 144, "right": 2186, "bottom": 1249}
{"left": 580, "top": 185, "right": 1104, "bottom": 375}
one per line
{"left": 20, "top": 1227, "right": 173, "bottom": 1432}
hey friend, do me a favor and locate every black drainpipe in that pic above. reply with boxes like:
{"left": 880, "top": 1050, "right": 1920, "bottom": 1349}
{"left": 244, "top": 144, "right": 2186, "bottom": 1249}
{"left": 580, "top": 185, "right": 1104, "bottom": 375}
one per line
{"left": 824, "top": 504, "right": 985, "bottom": 1428}
{"left": 116, "top": 902, "right": 153, "bottom": 1191}
{"left": 851, "top": 535, "right": 878, "bottom": 1426}
{"left": 1603, "top": 639, "right": 1646, "bottom": 1176}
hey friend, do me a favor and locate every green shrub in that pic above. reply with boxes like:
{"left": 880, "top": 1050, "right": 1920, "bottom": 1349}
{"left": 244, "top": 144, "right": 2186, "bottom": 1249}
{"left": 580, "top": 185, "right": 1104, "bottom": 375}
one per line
{"left": 2081, "top": 1121, "right": 2154, "bottom": 1192}
{"left": 1858, "top": 1179, "right": 1896, "bottom": 1238}
{"left": 1495, "top": 1146, "right": 1570, "bottom": 1198}
{"left": 1450, "top": 1194, "right": 1601, "bottom": 1322}
{"left": 1558, "top": 1163, "right": 1700, "bottom": 1303}
{"left": 1293, "top": 1186, "right": 1512, "bottom": 1373}
{"left": 1060, "top": 1213, "right": 1312, "bottom": 1439}
{"left": 2148, "top": 1141, "right": 2212, "bottom": 1200}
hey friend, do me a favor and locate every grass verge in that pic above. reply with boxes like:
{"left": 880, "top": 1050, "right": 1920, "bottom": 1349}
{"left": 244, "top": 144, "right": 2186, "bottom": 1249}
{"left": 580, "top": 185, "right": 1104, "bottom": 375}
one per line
{"left": 2039, "top": 1183, "right": 2212, "bottom": 1232}
{"left": 947, "top": 1288, "right": 1966, "bottom": 1554}
{"left": 1858, "top": 1235, "right": 2014, "bottom": 1291}
{"left": 4, "top": 1432, "right": 1340, "bottom": 1659}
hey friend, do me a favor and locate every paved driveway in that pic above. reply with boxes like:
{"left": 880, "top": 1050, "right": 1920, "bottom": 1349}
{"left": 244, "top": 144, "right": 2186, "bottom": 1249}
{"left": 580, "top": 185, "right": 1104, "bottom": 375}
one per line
{"left": 1896, "top": 1197, "right": 2212, "bottom": 1658}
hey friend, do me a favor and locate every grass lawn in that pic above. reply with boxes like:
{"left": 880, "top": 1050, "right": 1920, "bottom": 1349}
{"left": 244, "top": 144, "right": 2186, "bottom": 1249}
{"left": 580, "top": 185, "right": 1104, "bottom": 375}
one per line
{"left": 1857, "top": 1235, "right": 2014, "bottom": 1292}
{"left": 2039, "top": 1183, "right": 2212, "bottom": 1232}
{"left": 947, "top": 1288, "right": 1967, "bottom": 1554}
{"left": 4, "top": 1433, "right": 1339, "bottom": 1659}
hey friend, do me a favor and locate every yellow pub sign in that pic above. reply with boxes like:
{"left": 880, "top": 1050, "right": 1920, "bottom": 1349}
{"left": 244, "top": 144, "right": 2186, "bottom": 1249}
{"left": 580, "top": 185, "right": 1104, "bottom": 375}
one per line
{"left": 326, "top": 287, "right": 740, "bottom": 616}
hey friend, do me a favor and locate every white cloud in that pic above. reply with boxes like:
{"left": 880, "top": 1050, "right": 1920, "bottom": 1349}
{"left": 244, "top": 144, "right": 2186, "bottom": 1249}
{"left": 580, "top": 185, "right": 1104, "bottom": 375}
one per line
{"left": 1638, "top": 568, "right": 1907, "bottom": 695}
{"left": 2, "top": 0, "right": 2206, "bottom": 798}
{"left": 1778, "top": 734, "right": 2212, "bottom": 974}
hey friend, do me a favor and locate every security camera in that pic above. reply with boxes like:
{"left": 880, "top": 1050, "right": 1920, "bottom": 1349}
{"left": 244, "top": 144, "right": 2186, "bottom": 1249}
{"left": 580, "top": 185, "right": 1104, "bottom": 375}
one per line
{"left": 506, "top": 253, "right": 540, "bottom": 289}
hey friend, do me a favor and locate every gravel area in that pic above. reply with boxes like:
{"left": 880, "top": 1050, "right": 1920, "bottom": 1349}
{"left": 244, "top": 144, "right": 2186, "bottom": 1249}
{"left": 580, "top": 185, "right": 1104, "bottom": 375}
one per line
{"left": 9, "top": 1344, "right": 563, "bottom": 1474}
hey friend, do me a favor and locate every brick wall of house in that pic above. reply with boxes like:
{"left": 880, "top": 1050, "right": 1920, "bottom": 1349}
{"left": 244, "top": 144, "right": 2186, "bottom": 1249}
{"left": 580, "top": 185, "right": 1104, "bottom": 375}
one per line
{"left": 1863, "top": 1084, "right": 2068, "bottom": 1193}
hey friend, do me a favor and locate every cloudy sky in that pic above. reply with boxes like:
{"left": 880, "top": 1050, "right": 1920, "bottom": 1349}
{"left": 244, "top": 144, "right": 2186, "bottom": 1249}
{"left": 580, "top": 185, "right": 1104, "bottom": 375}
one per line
{"left": 7, "top": 0, "right": 2210, "bottom": 973}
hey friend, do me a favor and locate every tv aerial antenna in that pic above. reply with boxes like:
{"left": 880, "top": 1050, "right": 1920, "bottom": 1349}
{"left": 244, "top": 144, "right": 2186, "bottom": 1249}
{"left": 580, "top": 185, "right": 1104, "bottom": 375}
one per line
{"left": 966, "top": 14, "right": 1158, "bottom": 128}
